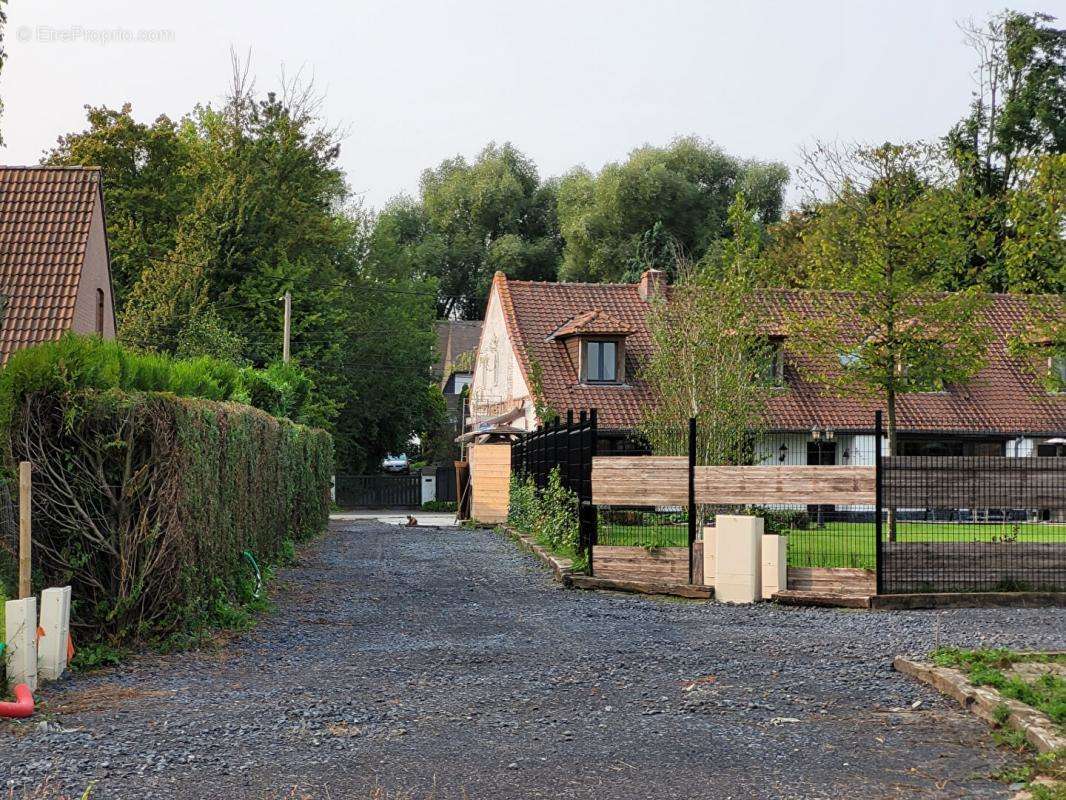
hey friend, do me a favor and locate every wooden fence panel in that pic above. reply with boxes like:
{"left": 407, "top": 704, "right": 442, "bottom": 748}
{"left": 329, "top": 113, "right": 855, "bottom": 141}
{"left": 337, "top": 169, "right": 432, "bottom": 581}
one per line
{"left": 469, "top": 443, "right": 511, "bottom": 523}
{"left": 591, "top": 457, "right": 688, "bottom": 506}
{"left": 883, "top": 457, "right": 1066, "bottom": 508}
{"left": 694, "top": 466, "right": 875, "bottom": 505}
{"left": 592, "top": 545, "right": 689, "bottom": 584}
{"left": 591, "top": 457, "right": 875, "bottom": 506}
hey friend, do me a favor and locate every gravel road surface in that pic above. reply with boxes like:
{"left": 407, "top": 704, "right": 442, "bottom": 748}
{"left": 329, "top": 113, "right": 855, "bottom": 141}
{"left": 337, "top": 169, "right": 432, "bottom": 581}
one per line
{"left": 2, "top": 521, "right": 1062, "bottom": 799}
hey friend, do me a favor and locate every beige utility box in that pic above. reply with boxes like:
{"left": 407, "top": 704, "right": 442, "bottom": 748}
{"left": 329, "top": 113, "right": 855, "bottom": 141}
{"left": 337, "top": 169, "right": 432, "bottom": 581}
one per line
{"left": 4, "top": 596, "right": 38, "bottom": 691}
{"left": 701, "top": 526, "right": 717, "bottom": 587}
{"left": 761, "top": 534, "right": 787, "bottom": 598}
{"left": 714, "top": 515, "right": 764, "bottom": 603}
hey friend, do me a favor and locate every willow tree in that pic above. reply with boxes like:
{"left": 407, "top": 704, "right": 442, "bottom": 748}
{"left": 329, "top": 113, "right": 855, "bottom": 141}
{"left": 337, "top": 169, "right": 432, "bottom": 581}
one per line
{"left": 640, "top": 195, "right": 773, "bottom": 465}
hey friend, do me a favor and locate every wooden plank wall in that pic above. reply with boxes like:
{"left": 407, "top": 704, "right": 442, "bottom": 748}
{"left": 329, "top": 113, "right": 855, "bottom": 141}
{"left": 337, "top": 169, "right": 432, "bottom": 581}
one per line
{"left": 591, "top": 457, "right": 875, "bottom": 506}
{"left": 694, "top": 466, "right": 875, "bottom": 505}
{"left": 469, "top": 443, "right": 511, "bottom": 523}
{"left": 591, "top": 457, "right": 688, "bottom": 506}
{"left": 593, "top": 545, "right": 689, "bottom": 584}
{"left": 881, "top": 542, "right": 1066, "bottom": 593}
{"left": 787, "top": 567, "right": 875, "bottom": 595}
{"left": 883, "top": 457, "right": 1066, "bottom": 508}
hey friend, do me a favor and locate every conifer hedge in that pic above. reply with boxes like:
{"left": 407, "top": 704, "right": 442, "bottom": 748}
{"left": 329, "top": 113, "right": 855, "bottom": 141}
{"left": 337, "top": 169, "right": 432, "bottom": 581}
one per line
{"left": 0, "top": 337, "right": 333, "bottom": 644}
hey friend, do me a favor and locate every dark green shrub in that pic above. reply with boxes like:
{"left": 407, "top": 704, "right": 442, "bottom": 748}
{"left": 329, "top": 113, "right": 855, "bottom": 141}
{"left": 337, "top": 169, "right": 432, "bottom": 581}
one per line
{"left": 507, "top": 468, "right": 579, "bottom": 556}
{"left": 746, "top": 506, "right": 810, "bottom": 533}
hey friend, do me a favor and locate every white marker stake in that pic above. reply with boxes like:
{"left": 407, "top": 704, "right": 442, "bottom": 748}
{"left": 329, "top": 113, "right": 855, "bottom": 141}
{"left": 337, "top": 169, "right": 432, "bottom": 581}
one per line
{"left": 38, "top": 587, "right": 71, "bottom": 681}
{"left": 5, "top": 597, "right": 38, "bottom": 691}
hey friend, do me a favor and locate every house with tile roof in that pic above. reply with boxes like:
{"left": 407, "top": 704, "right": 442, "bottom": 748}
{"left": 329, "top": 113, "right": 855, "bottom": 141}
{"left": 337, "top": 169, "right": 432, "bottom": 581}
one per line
{"left": 432, "top": 320, "right": 483, "bottom": 454}
{"left": 470, "top": 269, "right": 1066, "bottom": 465}
{"left": 0, "top": 166, "right": 117, "bottom": 362}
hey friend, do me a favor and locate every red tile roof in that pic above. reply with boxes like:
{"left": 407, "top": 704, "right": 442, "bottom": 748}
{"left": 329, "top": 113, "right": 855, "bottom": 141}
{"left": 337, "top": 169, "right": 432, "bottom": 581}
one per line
{"left": 548, "top": 310, "right": 633, "bottom": 340}
{"left": 0, "top": 167, "right": 103, "bottom": 361}
{"left": 494, "top": 272, "right": 1066, "bottom": 436}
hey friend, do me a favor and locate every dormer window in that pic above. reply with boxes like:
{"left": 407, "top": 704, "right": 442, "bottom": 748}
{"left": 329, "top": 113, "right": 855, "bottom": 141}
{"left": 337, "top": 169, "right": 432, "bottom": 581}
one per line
{"left": 583, "top": 339, "right": 619, "bottom": 383}
{"left": 546, "top": 309, "right": 632, "bottom": 387}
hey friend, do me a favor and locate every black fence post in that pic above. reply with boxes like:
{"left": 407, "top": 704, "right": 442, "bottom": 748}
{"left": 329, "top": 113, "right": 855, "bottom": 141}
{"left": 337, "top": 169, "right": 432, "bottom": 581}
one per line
{"left": 687, "top": 416, "right": 697, "bottom": 585}
{"left": 874, "top": 409, "right": 884, "bottom": 596}
{"left": 588, "top": 408, "right": 598, "bottom": 575}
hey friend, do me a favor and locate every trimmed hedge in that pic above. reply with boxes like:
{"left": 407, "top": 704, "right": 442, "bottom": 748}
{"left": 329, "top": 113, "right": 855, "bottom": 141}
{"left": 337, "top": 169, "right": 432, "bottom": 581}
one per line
{"left": 0, "top": 334, "right": 321, "bottom": 446}
{"left": 7, "top": 389, "right": 332, "bottom": 643}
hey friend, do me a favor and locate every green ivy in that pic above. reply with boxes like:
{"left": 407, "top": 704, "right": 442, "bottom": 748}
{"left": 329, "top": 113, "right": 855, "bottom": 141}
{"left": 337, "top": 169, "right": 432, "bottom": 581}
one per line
{"left": 508, "top": 467, "right": 581, "bottom": 561}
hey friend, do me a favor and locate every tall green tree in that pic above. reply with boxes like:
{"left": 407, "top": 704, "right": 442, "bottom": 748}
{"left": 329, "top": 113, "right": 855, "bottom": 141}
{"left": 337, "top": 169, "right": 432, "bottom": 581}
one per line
{"left": 50, "top": 61, "right": 439, "bottom": 473}
{"left": 370, "top": 142, "right": 561, "bottom": 319}
{"left": 556, "top": 137, "right": 788, "bottom": 283}
{"left": 45, "top": 104, "right": 197, "bottom": 310}
{"left": 640, "top": 195, "right": 773, "bottom": 466}
{"left": 941, "top": 10, "right": 1066, "bottom": 291}
{"left": 790, "top": 142, "right": 990, "bottom": 458}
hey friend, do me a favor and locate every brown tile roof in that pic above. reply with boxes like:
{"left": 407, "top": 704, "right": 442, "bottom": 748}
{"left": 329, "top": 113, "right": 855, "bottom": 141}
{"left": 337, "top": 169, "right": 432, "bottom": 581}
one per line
{"left": 495, "top": 272, "right": 1066, "bottom": 436}
{"left": 548, "top": 310, "right": 633, "bottom": 340}
{"left": 494, "top": 272, "right": 656, "bottom": 429}
{"left": 433, "top": 319, "right": 483, "bottom": 379}
{"left": 0, "top": 166, "right": 102, "bottom": 361}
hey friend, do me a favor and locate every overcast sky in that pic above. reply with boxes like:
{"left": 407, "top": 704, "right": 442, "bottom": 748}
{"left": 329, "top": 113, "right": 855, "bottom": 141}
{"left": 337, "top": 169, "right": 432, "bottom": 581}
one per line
{"left": 4, "top": 1, "right": 1058, "bottom": 210}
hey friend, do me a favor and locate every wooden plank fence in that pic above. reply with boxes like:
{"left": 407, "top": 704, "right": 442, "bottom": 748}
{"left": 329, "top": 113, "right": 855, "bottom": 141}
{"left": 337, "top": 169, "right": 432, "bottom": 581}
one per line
{"left": 591, "top": 457, "right": 875, "bottom": 506}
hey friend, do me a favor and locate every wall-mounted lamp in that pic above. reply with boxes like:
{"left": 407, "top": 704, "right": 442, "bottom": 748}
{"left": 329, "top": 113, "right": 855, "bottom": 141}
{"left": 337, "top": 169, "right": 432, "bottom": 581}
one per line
{"left": 825, "top": 428, "right": 835, "bottom": 441}
{"left": 778, "top": 443, "right": 788, "bottom": 462}
{"left": 811, "top": 428, "right": 821, "bottom": 441}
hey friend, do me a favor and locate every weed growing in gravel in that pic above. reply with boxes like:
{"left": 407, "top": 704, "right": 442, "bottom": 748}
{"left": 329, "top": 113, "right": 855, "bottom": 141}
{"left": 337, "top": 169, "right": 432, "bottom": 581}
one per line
{"left": 4, "top": 779, "right": 96, "bottom": 799}
{"left": 507, "top": 468, "right": 583, "bottom": 568}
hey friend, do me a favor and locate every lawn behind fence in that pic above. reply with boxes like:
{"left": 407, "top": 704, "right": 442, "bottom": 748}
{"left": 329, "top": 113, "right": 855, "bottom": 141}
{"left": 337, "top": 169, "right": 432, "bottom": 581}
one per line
{"left": 597, "top": 520, "right": 1066, "bottom": 571}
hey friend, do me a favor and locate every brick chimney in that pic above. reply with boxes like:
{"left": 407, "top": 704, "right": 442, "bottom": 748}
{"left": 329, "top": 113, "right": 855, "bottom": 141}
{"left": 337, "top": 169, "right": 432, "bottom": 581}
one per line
{"left": 638, "top": 269, "right": 666, "bottom": 302}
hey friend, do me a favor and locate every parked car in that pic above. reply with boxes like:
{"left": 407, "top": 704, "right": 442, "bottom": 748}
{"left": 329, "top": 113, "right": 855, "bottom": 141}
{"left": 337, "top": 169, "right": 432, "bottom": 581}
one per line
{"left": 381, "top": 453, "right": 410, "bottom": 474}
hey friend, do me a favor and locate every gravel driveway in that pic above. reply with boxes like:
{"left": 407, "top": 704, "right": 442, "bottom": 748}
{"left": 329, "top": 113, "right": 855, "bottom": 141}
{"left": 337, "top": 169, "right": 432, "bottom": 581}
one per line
{"left": 2, "top": 521, "right": 1063, "bottom": 799}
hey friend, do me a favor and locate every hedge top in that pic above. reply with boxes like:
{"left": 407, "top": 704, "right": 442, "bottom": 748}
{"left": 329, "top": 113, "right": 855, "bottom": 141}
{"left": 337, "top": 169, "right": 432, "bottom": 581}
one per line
{"left": 0, "top": 334, "right": 318, "bottom": 447}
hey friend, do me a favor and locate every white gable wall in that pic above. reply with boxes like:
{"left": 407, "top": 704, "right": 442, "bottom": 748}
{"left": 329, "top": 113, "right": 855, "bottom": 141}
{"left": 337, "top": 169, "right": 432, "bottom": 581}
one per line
{"left": 470, "top": 284, "right": 535, "bottom": 431}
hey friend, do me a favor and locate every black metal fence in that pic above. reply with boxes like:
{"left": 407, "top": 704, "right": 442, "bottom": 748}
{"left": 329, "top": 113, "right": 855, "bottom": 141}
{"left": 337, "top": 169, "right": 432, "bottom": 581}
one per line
{"left": 335, "top": 474, "right": 421, "bottom": 509}
{"left": 509, "top": 407, "right": 1066, "bottom": 594}
{"left": 510, "top": 410, "right": 598, "bottom": 557}
{"left": 878, "top": 452, "right": 1066, "bottom": 593}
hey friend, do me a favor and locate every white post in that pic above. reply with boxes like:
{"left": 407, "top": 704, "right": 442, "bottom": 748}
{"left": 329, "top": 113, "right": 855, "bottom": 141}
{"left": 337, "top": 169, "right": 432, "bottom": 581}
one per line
{"left": 420, "top": 469, "right": 437, "bottom": 506}
{"left": 714, "top": 515, "right": 763, "bottom": 603}
{"left": 38, "top": 586, "right": 72, "bottom": 681}
{"left": 5, "top": 597, "right": 38, "bottom": 691}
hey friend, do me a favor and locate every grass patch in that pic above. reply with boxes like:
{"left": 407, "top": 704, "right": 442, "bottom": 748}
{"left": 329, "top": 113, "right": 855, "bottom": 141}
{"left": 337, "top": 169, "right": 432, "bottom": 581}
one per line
{"left": 597, "top": 521, "right": 1066, "bottom": 570}
{"left": 931, "top": 648, "right": 1066, "bottom": 730}
{"left": 421, "top": 500, "right": 457, "bottom": 512}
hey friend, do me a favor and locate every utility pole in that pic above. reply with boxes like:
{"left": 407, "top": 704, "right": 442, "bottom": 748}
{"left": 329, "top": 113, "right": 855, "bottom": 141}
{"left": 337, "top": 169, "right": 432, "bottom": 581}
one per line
{"left": 282, "top": 291, "right": 291, "bottom": 364}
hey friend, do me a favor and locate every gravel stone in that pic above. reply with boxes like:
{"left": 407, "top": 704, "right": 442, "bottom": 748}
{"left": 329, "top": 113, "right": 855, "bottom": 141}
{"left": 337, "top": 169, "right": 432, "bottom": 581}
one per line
{"left": 0, "top": 520, "right": 1062, "bottom": 798}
